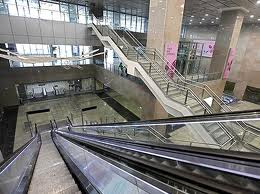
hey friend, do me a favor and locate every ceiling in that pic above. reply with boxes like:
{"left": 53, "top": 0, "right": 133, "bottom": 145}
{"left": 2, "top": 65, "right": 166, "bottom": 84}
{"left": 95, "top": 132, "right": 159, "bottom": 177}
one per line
{"left": 182, "top": 0, "right": 260, "bottom": 25}
{"left": 52, "top": 0, "right": 260, "bottom": 25}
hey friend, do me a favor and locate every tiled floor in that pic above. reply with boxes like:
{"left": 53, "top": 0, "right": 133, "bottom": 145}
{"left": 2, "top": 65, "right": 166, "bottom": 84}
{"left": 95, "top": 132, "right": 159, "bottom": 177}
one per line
{"left": 14, "top": 93, "right": 127, "bottom": 151}
{"left": 227, "top": 100, "right": 260, "bottom": 128}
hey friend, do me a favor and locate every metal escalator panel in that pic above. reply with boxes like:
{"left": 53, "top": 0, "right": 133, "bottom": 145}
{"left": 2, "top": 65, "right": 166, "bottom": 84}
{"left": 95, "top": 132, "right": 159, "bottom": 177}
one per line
{"left": 57, "top": 130, "right": 260, "bottom": 194}
{"left": 53, "top": 132, "right": 172, "bottom": 194}
{"left": 66, "top": 109, "right": 260, "bottom": 153}
{"left": 0, "top": 133, "right": 41, "bottom": 194}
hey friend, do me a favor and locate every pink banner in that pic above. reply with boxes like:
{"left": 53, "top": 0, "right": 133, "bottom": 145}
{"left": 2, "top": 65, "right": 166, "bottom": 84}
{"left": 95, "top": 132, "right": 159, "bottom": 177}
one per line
{"left": 164, "top": 43, "right": 178, "bottom": 78}
{"left": 223, "top": 48, "right": 236, "bottom": 79}
{"left": 194, "top": 40, "right": 215, "bottom": 58}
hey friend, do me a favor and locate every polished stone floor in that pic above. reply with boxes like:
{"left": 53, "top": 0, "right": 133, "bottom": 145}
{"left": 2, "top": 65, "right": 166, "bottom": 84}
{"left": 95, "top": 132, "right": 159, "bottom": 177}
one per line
{"left": 14, "top": 93, "right": 128, "bottom": 151}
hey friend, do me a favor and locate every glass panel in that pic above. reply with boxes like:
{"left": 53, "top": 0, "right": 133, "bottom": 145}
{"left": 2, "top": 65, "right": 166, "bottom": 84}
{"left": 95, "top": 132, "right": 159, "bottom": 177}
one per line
{"left": 130, "top": 15, "right": 136, "bottom": 32}
{"left": 126, "top": 14, "right": 131, "bottom": 30}
{"left": 120, "top": 13, "right": 125, "bottom": 27}
{"left": 56, "top": 134, "right": 158, "bottom": 194}
{"left": 113, "top": 12, "right": 120, "bottom": 28}
{"left": 0, "top": 2, "right": 8, "bottom": 14}
{"left": 141, "top": 17, "right": 145, "bottom": 33}
{"left": 107, "top": 11, "right": 113, "bottom": 27}
{"left": 136, "top": 17, "right": 142, "bottom": 32}
{"left": 78, "top": 5, "right": 86, "bottom": 24}
{"left": 5, "top": 1, "right": 18, "bottom": 16}
{"left": 0, "top": 137, "right": 39, "bottom": 194}
{"left": 68, "top": 4, "right": 77, "bottom": 23}
{"left": 60, "top": 3, "right": 69, "bottom": 22}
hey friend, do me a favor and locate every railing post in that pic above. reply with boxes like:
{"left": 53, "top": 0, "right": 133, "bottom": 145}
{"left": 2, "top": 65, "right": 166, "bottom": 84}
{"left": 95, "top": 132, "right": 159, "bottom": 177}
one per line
{"left": 35, "top": 123, "right": 38, "bottom": 135}
{"left": 204, "top": 109, "right": 207, "bottom": 115}
{"left": 184, "top": 90, "right": 189, "bottom": 104}
{"left": 153, "top": 51, "right": 156, "bottom": 60}
{"left": 202, "top": 86, "right": 205, "bottom": 98}
{"left": 166, "top": 82, "right": 170, "bottom": 95}
{"left": 241, "top": 130, "right": 246, "bottom": 141}
{"left": 149, "top": 63, "right": 152, "bottom": 74}
{"left": 137, "top": 53, "right": 139, "bottom": 61}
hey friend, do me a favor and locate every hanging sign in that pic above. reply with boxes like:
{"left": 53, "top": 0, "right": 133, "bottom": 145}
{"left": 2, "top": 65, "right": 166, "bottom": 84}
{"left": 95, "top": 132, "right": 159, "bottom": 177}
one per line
{"left": 164, "top": 42, "right": 178, "bottom": 78}
{"left": 223, "top": 48, "right": 236, "bottom": 79}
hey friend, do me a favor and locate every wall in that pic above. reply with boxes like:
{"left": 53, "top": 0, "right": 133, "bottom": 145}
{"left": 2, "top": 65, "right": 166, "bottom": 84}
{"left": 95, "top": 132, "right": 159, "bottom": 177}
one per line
{"left": 94, "top": 66, "right": 167, "bottom": 120}
{"left": 184, "top": 23, "right": 260, "bottom": 95}
{"left": 0, "top": 15, "right": 101, "bottom": 46}
{"left": 0, "top": 62, "right": 96, "bottom": 108}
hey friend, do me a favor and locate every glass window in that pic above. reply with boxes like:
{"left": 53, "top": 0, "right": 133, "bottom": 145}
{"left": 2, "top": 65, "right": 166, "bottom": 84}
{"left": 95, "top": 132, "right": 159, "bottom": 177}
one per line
{"left": 28, "top": 0, "right": 39, "bottom": 8}
{"left": 17, "top": 5, "right": 30, "bottom": 17}
{"left": 141, "top": 17, "right": 145, "bottom": 33}
{"left": 131, "top": 15, "right": 136, "bottom": 32}
{"left": 144, "top": 18, "right": 148, "bottom": 33}
{"left": 113, "top": 12, "right": 120, "bottom": 28}
{"left": 136, "top": 17, "right": 142, "bottom": 32}
{"left": 60, "top": 3, "right": 69, "bottom": 22}
{"left": 120, "top": 13, "right": 125, "bottom": 27}
{"left": 78, "top": 5, "right": 86, "bottom": 24}
{"left": 23, "top": 44, "right": 31, "bottom": 54}
{"left": 65, "top": 45, "right": 72, "bottom": 57}
{"left": 86, "top": 6, "right": 92, "bottom": 24}
{"left": 5, "top": 0, "right": 18, "bottom": 16}
{"left": 0, "top": 3, "right": 8, "bottom": 15}
{"left": 16, "top": 44, "right": 25, "bottom": 54}
{"left": 107, "top": 11, "right": 113, "bottom": 27}
{"left": 126, "top": 14, "right": 131, "bottom": 30}
{"left": 69, "top": 4, "right": 77, "bottom": 23}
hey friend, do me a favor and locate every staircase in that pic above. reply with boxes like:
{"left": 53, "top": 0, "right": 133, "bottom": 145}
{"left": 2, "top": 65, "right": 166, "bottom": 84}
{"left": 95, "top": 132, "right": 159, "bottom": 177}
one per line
{"left": 28, "top": 132, "right": 81, "bottom": 194}
{"left": 89, "top": 16, "right": 260, "bottom": 151}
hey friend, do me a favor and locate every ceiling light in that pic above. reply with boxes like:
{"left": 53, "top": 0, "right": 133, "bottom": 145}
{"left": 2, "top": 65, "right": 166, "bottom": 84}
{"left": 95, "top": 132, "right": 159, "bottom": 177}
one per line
{"left": 189, "top": 22, "right": 192, "bottom": 25}
{"left": 211, "top": 21, "right": 214, "bottom": 23}
{"left": 257, "top": 0, "right": 260, "bottom": 4}
{"left": 190, "top": 19, "right": 193, "bottom": 22}
{"left": 250, "top": 15, "right": 254, "bottom": 18}
{"left": 205, "top": 14, "right": 209, "bottom": 16}
{"left": 258, "top": 18, "right": 260, "bottom": 21}
{"left": 199, "top": 22, "right": 202, "bottom": 24}
{"left": 202, "top": 18, "right": 205, "bottom": 21}
{"left": 216, "top": 17, "right": 219, "bottom": 20}
{"left": 191, "top": 15, "right": 194, "bottom": 18}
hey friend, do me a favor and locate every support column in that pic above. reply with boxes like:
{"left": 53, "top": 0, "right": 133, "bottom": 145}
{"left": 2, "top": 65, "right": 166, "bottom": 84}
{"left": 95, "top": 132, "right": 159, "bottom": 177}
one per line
{"left": 233, "top": 81, "right": 247, "bottom": 100}
{"left": 146, "top": 0, "right": 185, "bottom": 54}
{"left": 209, "top": 8, "right": 247, "bottom": 78}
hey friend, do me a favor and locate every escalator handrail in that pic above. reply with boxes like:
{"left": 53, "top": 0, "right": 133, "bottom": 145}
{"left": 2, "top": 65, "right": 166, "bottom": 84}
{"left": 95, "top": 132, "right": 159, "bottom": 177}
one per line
{"left": 67, "top": 109, "right": 260, "bottom": 128}
{"left": 0, "top": 133, "right": 39, "bottom": 172}
{"left": 60, "top": 130, "right": 260, "bottom": 162}
{"left": 0, "top": 132, "right": 41, "bottom": 194}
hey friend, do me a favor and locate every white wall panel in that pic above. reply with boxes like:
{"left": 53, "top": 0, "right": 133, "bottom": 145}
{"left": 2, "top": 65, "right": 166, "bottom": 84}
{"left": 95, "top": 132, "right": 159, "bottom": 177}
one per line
{"left": 10, "top": 17, "right": 27, "bottom": 36}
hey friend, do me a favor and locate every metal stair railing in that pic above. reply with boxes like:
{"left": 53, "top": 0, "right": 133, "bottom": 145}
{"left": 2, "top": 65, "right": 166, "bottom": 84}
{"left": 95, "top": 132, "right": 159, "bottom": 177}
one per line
{"left": 91, "top": 16, "right": 236, "bottom": 148}
{"left": 120, "top": 27, "right": 260, "bottom": 147}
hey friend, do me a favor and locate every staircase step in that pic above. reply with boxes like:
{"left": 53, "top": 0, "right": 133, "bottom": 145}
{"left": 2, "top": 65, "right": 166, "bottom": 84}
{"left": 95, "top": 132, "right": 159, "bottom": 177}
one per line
{"left": 205, "top": 123, "right": 220, "bottom": 133}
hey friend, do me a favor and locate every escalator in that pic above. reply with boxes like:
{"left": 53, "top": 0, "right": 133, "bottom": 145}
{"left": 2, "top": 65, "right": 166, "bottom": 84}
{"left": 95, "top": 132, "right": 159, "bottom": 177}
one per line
{"left": 0, "top": 110, "right": 260, "bottom": 193}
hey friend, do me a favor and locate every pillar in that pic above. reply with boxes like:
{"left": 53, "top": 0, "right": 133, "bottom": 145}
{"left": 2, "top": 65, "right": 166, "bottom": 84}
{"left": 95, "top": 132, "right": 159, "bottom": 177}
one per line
{"left": 146, "top": 0, "right": 185, "bottom": 54}
{"left": 233, "top": 81, "right": 247, "bottom": 100}
{"left": 209, "top": 7, "right": 248, "bottom": 79}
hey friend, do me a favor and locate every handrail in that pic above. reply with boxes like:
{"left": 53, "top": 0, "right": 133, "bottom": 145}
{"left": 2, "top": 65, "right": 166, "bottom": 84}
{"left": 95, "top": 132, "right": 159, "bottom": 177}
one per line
{"left": 0, "top": 132, "right": 41, "bottom": 194}
{"left": 94, "top": 20, "right": 234, "bottom": 145}
{"left": 67, "top": 109, "right": 260, "bottom": 127}
{"left": 91, "top": 16, "right": 260, "bottom": 149}
{"left": 120, "top": 29, "right": 234, "bottom": 143}
{"left": 120, "top": 27, "right": 259, "bottom": 146}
